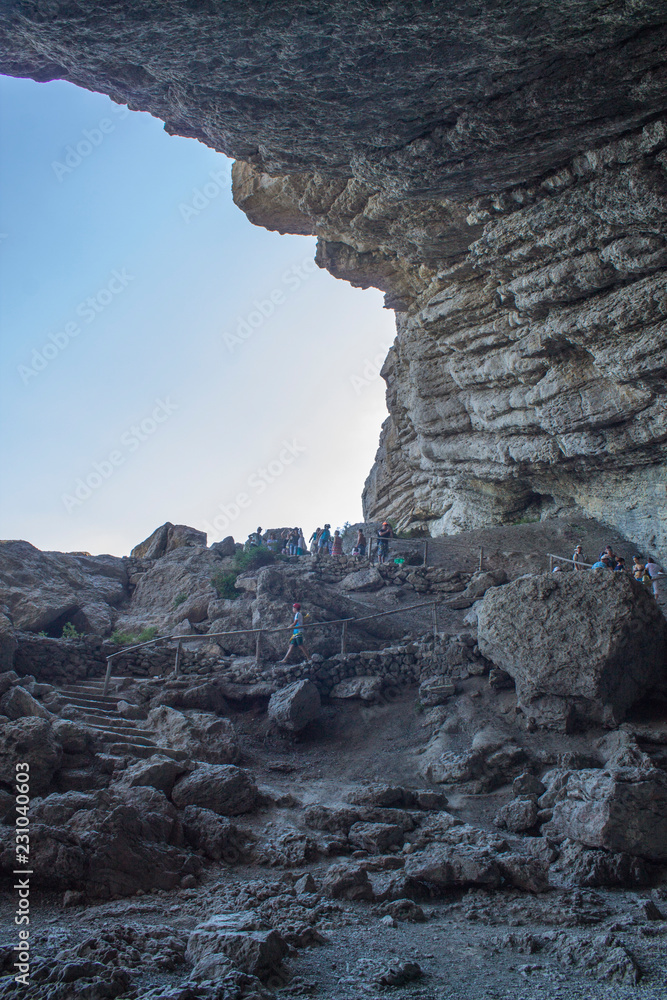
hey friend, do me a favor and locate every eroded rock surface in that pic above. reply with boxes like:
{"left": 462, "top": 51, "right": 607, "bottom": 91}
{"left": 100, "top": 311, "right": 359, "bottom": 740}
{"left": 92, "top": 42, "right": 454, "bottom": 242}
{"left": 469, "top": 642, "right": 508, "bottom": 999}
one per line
{"left": 0, "top": 4, "right": 665, "bottom": 557}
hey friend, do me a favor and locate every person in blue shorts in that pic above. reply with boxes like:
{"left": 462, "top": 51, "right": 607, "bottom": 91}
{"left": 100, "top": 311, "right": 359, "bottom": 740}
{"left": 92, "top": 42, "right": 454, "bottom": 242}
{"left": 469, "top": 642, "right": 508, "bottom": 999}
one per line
{"left": 280, "top": 602, "right": 310, "bottom": 663}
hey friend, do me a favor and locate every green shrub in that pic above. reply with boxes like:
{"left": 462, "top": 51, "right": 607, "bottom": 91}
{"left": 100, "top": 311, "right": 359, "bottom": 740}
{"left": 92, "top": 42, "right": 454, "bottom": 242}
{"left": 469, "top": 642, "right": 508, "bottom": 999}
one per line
{"left": 211, "top": 570, "right": 241, "bottom": 600}
{"left": 233, "top": 547, "right": 280, "bottom": 571}
{"left": 61, "top": 622, "right": 84, "bottom": 639}
{"left": 111, "top": 626, "right": 159, "bottom": 646}
{"left": 37, "top": 630, "right": 47, "bottom": 638}
{"left": 173, "top": 592, "right": 187, "bottom": 608}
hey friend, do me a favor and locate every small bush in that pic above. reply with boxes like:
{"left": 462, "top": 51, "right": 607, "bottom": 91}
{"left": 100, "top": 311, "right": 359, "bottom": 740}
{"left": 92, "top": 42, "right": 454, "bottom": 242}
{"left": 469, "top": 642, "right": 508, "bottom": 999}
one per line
{"left": 111, "top": 626, "right": 159, "bottom": 646}
{"left": 173, "top": 592, "right": 187, "bottom": 608}
{"left": 233, "top": 547, "right": 280, "bottom": 571}
{"left": 61, "top": 622, "right": 84, "bottom": 639}
{"left": 211, "top": 571, "right": 241, "bottom": 600}
{"left": 37, "top": 630, "right": 47, "bottom": 638}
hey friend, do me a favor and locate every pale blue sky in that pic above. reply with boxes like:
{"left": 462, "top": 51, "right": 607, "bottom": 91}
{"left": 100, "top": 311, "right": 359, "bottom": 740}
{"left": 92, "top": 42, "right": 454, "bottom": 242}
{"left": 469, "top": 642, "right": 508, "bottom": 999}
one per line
{"left": 0, "top": 76, "right": 394, "bottom": 555}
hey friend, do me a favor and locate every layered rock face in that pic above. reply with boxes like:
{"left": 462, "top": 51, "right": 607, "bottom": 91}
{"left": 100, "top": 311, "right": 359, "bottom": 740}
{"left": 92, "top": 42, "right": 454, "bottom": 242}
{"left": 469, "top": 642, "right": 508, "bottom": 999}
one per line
{"left": 1, "top": 2, "right": 666, "bottom": 555}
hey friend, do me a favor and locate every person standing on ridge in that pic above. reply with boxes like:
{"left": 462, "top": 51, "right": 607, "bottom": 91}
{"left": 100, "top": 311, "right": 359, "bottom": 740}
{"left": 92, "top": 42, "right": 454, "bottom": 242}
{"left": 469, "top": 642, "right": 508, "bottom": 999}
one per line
{"left": 572, "top": 544, "right": 584, "bottom": 570}
{"left": 280, "top": 602, "right": 310, "bottom": 663}
{"left": 377, "top": 521, "right": 393, "bottom": 564}
{"left": 331, "top": 530, "right": 343, "bottom": 557}
{"left": 318, "top": 524, "right": 332, "bottom": 555}
{"left": 353, "top": 528, "right": 366, "bottom": 559}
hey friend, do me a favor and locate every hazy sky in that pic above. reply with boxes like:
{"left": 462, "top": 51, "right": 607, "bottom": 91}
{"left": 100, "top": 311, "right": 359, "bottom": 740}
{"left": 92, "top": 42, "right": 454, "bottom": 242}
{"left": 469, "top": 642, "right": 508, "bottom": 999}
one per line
{"left": 0, "top": 76, "right": 394, "bottom": 556}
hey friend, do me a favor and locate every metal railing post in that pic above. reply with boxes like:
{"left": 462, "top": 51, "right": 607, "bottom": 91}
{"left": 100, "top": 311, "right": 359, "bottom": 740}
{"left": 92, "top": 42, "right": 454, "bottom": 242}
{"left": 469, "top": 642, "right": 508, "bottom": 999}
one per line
{"left": 103, "top": 655, "right": 114, "bottom": 696}
{"left": 341, "top": 620, "right": 347, "bottom": 655}
{"left": 423, "top": 541, "right": 428, "bottom": 567}
{"left": 549, "top": 554, "right": 554, "bottom": 572}
{"left": 479, "top": 546, "right": 484, "bottom": 572}
{"left": 255, "top": 630, "right": 261, "bottom": 666}
{"left": 432, "top": 603, "right": 439, "bottom": 641}
{"left": 174, "top": 639, "right": 183, "bottom": 675}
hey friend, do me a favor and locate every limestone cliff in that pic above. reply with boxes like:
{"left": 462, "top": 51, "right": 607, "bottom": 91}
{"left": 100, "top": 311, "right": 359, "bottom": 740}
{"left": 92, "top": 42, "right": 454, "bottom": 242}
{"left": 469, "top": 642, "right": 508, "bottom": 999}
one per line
{"left": 1, "top": 2, "right": 665, "bottom": 556}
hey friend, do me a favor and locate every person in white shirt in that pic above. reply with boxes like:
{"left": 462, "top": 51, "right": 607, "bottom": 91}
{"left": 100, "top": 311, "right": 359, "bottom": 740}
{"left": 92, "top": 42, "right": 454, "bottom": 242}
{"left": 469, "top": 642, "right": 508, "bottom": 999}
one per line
{"left": 645, "top": 557, "right": 663, "bottom": 597}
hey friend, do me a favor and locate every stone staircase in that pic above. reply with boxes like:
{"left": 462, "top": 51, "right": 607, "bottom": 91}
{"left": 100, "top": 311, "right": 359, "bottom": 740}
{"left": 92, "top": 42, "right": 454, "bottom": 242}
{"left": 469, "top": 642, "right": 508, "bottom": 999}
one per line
{"left": 58, "top": 678, "right": 187, "bottom": 760}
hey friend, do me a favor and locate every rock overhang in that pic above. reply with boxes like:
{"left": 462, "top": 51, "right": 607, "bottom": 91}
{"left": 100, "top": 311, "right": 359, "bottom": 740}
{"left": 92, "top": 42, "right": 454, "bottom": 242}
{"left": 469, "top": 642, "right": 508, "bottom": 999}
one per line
{"left": 1, "top": 1, "right": 666, "bottom": 558}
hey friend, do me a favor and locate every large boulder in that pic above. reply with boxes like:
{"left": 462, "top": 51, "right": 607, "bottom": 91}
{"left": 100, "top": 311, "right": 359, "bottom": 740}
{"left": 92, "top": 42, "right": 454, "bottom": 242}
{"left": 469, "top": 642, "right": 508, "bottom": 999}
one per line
{"left": 171, "top": 764, "right": 259, "bottom": 815}
{"left": 115, "top": 754, "right": 193, "bottom": 795}
{"left": 186, "top": 912, "right": 287, "bottom": 981}
{"left": 477, "top": 572, "right": 667, "bottom": 730}
{"left": 404, "top": 844, "right": 503, "bottom": 890}
{"left": 0, "top": 717, "right": 62, "bottom": 795}
{"left": 146, "top": 706, "right": 239, "bottom": 764}
{"left": 268, "top": 680, "right": 321, "bottom": 732}
{"left": 130, "top": 522, "right": 206, "bottom": 560}
{"left": 549, "top": 768, "right": 667, "bottom": 862}
{"left": 0, "top": 684, "right": 52, "bottom": 720}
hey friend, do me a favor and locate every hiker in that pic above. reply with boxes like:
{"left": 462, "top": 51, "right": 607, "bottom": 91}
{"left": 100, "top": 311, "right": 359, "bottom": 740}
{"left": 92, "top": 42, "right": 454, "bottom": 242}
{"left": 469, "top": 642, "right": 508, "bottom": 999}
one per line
{"left": 591, "top": 555, "right": 612, "bottom": 570}
{"left": 645, "top": 556, "right": 663, "bottom": 598}
{"left": 377, "top": 521, "right": 393, "bottom": 564}
{"left": 331, "top": 529, "right": 343, "bottom": 557}
{"left": 353, "top": 528, "right": 366, "bottom": 559}
{"left": 280, "top": 528, "right": 291, "bottom": 554}
{"left": 309, "top": 528, "right": 320, "bottom": 555}
{"left": 613, "top": 556, "right": 626, "bottom": 573}
{"left": 632, "top": 555, "right": 645, "bottom": 581}
{"left": 572, "top": 544, "right": 585, "bottom": 570}
{"left": 266, "top": 532, "right": 278, "bottom": 552}
{"left": 318, "top": 524, "right": 332, "bottom": 554}
{"left": 297, "top": 528, "right": 306, "bottom": 555}
{"left": 599, "top": 544, "right": 615, "bottom": 564}
{"left": 280, "top": 602, "right": 310, "bottom": 663}
{"left": 288, "top": 527, "right": 299, "bottom": 556}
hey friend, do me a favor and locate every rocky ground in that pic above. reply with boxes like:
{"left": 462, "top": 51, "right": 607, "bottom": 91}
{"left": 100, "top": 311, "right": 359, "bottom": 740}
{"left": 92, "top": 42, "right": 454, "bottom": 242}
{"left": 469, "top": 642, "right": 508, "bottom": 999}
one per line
{"left": 0, "top": 516, "right": 666, "bottom": 998}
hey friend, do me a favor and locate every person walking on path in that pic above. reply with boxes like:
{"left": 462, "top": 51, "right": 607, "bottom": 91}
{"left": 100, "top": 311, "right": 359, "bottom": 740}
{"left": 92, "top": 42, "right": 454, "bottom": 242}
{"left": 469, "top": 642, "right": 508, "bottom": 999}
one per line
{"left": 280, "top": 602, "right": 310, "bottom": 663}
{"left": 614, "top": 557, "right": 626, "bottom": 573}
{"left": 377, "top": 521, "right": 393, "bottom": 564}
{"left": 645, "top": 556, "right": 663, "bottom": 598}
{"left": 572, "top": 544, "right": 585, "bottom": 570}
{"left": 297, "top": 529, "right": 306, "bottom": 556}
{"left": 331, "top": 530, "right": 343, "bottom": 557}
{"left": 309, "top": 528, "right": 320, "bottom": 555}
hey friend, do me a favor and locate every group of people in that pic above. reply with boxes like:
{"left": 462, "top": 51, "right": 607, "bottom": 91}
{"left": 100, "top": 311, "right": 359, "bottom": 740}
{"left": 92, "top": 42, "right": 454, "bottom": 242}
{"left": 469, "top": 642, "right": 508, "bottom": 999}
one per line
{"left": 568, "top": 543, "right": 663, "bottom": 597}
{"left": 244, "top": 521, "right": 396, "bottom": 562}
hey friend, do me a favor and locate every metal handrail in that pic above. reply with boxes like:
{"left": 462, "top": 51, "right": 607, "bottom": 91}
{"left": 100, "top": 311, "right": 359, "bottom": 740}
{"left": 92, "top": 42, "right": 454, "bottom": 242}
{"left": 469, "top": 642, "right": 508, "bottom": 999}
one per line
{"left": 102, "top": 597, "right": 443, "bottom": 694}
{"left": 546, "top": 552, "right": 595, "bottom": 570}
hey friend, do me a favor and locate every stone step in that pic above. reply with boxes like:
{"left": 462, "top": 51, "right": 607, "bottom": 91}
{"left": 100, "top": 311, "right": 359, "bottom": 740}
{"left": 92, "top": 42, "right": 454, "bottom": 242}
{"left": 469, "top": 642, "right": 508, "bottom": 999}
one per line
{"left": 106, "top": 742, "right": 189, "bottom": 761}
{"left": 65, "top": 696, "right": 123, "bottom": 710}
{"left": 81, "top": 719, "right": 153, "bottom": 737}
{"left": 86, "top": 726, "right": 158, "bottom": 747}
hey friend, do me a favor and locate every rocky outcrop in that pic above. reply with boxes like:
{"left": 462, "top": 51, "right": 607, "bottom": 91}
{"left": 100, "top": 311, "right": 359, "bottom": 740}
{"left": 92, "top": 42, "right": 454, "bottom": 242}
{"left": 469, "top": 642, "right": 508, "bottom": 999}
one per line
{"left": 477, "top": 572, "right": 667, "bottom": 730}
{"left": 0, "top": 540, "right": 127, "bottom": 636}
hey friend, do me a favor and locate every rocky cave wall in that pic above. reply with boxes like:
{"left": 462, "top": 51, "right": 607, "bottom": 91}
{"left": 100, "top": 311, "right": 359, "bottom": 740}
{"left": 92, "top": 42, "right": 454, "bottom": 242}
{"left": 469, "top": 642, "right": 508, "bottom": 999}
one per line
{"left": 1, "top": 1, "right": 666, "bottom": 558}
